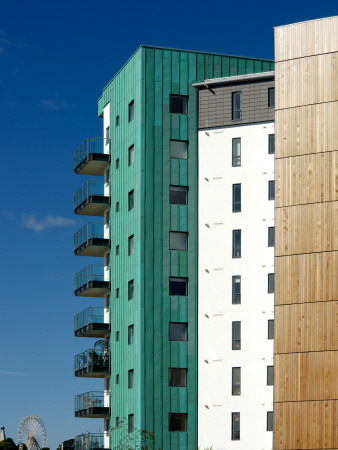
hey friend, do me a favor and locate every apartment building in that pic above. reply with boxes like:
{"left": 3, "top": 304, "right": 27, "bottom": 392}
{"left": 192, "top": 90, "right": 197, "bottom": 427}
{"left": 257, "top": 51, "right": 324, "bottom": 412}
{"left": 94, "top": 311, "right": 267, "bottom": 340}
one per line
{"left": 72, "top": 46, "right": 274, "bottom": 450}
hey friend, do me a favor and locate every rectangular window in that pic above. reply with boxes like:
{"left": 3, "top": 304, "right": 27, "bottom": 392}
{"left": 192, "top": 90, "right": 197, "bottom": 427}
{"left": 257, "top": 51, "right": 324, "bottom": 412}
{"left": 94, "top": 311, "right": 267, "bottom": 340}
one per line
{"left": 169, "top": 95, "right": 188, "bottom": 114}
{"left": 169, "top": 322, "right": 188, "bottom": 341}
{"left": 267, "top": 366, "right": 274, "bottom": 385}
{"left": 267, "top": 411, "right": 273, "bottom": 431}
{"left": 232, "top": 184, "right": 241, "bottom": 212}
{"left": 116, "top": 417, "right": 119, "bottom": 427}
{"left": 128, "top": 369, "right": 134, "bottom": 389}
{"left": 170, "top": 140, "right": 188, "bottom": 160}
{"left": 105, "top": 210, "right": 110, "bottom": 224}
{"left": 128, "top": 235, "right": 134, "bottom": 256}
{"left": 105, "top": 126, "right": 110, "bottom": 143}
{"left": 116, "top": 115, "right": 119, "bottom": 126}
{"left": 231, "top": 412, "right": 240, "bottom": 440}
{"left": 128, "top": 190, "right": 134, "bottom": 210}
{"left": 128, "top": 324, "right": 134, "bottom": 345}
{"left": 116, "top": 201, "right": 119, "bottom": 213}
{"left": 116, "top": 245, "right": 119, "bottom": 256}
{"left": 232, "top": 230, "right": 241, "bottom": 258}
{"left": 268, "top": 227, "right": 275, "bottom": 247}
{"left": 232, "top": 367, "right": 241, "bottom": 395}
{"left": 128, "top": 279, "right": 134, "bottom": 300}
{"left": 116, "top": 374, "right": 119, "bottom": 384}
{"left": 128, "top": 145, "right": 134, "bottom": 166}
{"left": 268, "top": 88, "right": 275, "bottom": 108}
{"left": 169, "top": 277, "right": 188, "bottom": 296}
{"left": 169, "top": 185, "right": 188, "bottom": 205}
{"left": 268, "top": 273, "right": 275, "bottom": 293}
{"left": 105, "top": 169, "right": 110, "bottom": 184}
{"left": 116, "top": 331, "right": 119, "bottom": 342}
{"left": 116, "top": 288, "right": 119, "bottom": 299}
{"left": 169, "top": 413, "right": 187, "bottom": 432}
{"left": 105, "top": 252, "right": 110, "bottom": 267}
{"left": 269, "top": 134, "right": 275, "bottom": 154}
{"left": 116, "top": 158, "right": 119, "bottom": 169}
{"left": 268, "top": 181, "right": 275, "bottom": 200}
{"left": 232, "top": 92, "right": 242, "bottom": 120}
{"left": 232, "top": 276, "right": 241, "bottom": 304}
{"left": 169, "top": 368, "right": 187, "bottom": 387}
{"left": 232, "top": 321, "right": 241, "bottom": 350}
{"left": 128, "top": 100, "right": 134, "bottom": 122}
{"left": 128, "top": 414, "right": 134, "bottom": 433}
{"left": 169, "top": 231, "right": 188, "bottom": 251}
{"left": 232, "top": 138, "right": 241, "bottom": 167}
{"left": 268, "top": 320, "right": 274, "bottom": 340}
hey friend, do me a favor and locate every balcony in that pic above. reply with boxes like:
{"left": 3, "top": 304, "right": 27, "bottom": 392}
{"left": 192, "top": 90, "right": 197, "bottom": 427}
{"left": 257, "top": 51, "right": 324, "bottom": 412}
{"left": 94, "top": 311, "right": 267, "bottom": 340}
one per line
{"left": 74, "top": 180, "right": 109, "bottom": 216}
{"left": 75, "top": 392, "right": 110, "bottom": 418}
{"left": 75, "top": 433, "right": 109, "bottom": 450}
{"left": 74, "top": 265, "right": 109, "bottom": 297}
{"left": 74, "top": 346, "right": 109, "bottom": 378}
{"left": 74, "top": 307, "right": 110, "bottom": 338}
{"left": 74, "top": 138, "right": 110, "bottom": 175}
{"left": 74, "top": 223, "right": 109, "bottom": 257}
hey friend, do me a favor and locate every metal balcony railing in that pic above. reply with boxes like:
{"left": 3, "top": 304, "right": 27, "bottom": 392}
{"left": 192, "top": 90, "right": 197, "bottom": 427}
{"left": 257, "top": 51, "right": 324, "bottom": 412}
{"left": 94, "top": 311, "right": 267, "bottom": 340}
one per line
{"left": 75, "top": 433, "right": 107, "bottom": 450}
{"left": 74, "top": 265, "right": 107, "bottom": 291}
{"left": 74, "top": 307, "right": 105, "bottom": 333}
{"left": 74, "top": 348, "right": 109, "bottom": 374}
{"left": 74, "top": 137, "right": 108, "bottom": 170}
{"left": 74, "top": 180, "right": 108, "bottom": 210}
{"left": 75, "top": 391, "right": 108, "bottom": 412}
{"left": 74, "top": 223, "right": 106, "bottom": 250}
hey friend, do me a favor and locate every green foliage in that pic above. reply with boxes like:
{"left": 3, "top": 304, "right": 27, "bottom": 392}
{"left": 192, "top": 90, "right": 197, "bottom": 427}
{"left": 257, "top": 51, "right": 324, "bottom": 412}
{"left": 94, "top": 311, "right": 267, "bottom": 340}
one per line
{"left": 111, "top": 419, "right": 160, "bottom": 449}
{"left": 56, "top": 439, "right": 74, "bottom": 450}
{"left": 0, "top": 438, "right": 17, "bottom": 449}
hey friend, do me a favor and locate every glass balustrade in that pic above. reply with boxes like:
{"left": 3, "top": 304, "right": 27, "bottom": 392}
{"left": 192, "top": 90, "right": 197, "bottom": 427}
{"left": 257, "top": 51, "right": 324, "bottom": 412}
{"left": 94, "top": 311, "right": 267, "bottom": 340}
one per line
{"left": 75, "top": 433, "right": 107, "bottom": 450}
{"left": 74, "top": 307, "right": 105, "bottom": 332}
{"left": 74, "top": 223, "right": 106, "bottom": 251}
{"left": 74, "top": 265, "right": 106, "bottom": 291}
{"left": 74, "top": 348, "right": 109, "bottom": 374}
{"left": 75, "top": 391, "right": 107, "bottom": 412}
{"left": 74, "top": 180, "right": 106, "bottom": 210}
{"left": 74, "top": 137, "right": 108, "bottom": 170}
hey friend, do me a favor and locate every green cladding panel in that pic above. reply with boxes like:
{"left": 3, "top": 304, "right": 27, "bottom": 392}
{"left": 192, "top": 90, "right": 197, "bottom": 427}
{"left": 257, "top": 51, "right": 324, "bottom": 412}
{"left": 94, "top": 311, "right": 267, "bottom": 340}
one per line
{"left": 98, "top": 46, "right": 274, "bottom": 449}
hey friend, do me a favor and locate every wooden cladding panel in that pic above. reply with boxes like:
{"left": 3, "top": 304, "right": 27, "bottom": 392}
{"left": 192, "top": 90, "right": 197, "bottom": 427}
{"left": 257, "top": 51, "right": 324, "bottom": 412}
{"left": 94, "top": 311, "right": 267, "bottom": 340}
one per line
{"left": 275, "top": 103, "right": 338, "bottom": 159}
{"left": 275, "top": 252, "right": 338, "bottom": 305}
{"left": 274, "top": 351, "right": 338, "bottom": 402}
{"left": 275, "top": 53, "right": 338, "bottom": 110}
{"left": 275, "top": 17, "right": 338, "bottom": 62}
{"left": 275, "top": 301, "right": 338, "bottom": 353}
{"left": 275, "top": 151, "right": 338, "bottom": 207}
{"left": 273, "top": 400, "right": 338, "bottom": 449}
{"left": 275, "top": 202, "right": 338, "bottom": 256}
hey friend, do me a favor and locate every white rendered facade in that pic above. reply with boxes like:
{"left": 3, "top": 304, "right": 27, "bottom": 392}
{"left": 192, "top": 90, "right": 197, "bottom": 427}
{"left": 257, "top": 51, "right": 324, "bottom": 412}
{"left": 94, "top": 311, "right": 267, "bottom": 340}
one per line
{"left": 198, "top": 88, "right": 275, "bottom": 448}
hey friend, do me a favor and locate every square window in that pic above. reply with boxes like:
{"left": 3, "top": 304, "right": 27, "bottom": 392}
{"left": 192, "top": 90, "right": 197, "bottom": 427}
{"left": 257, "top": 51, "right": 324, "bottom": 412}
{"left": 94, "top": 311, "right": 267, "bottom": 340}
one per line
{"left": 232, "top": 138, "right": 241, "bottom": 167}
{"left": 267, "top": 366, "right": 274, "bottom": 385}
{"left": 169, "top": 185, "right": 188, "bottom": 205}
{"left": 267, "top": 411, "right": 273, "bottom": 431}
{"left": 128, "top": 100, "right": 134, "bottom": 122}
{"left": 232, "top": 276, "right": 241, "bottom": 305}
{"left": 116, "top": 288, "right": 119, "bottom": 299}
{"left": 232, "top": 92, "right": 242, "bottom": 121}
{"left": 105, "top": 126, "right": 110, "bottom": 143}
{"left": 169, "top": 231, "right": 188, "bottom": 251}
{"left": 116, "top": 115, "right": 119, "bottom": 126}
{"left": 268, "top": 134, "right": 275, "bottom": 154}
{"left": 128, "top": 369, "right": 134, "bottom": 389}
{"left": 128, "top": 324, "right": 134, "bottom": 345}
{"left": 169, "top": 413, "right": 187, "bottom": 432}
{"left": 169, "top": 277, "right": 188, "bottom": 296}
{"left": 128, "top": 144, "right": 134, "bottom": 166}
{"left": 232, "top": 230, "right": 241, "bottom": 258}
{"left": 231, "top": 412, "right": 240, "bottom": 440}
{"left": 128, "top": 414, "right": 134, "bottom": 433}
{"left": 170, "top": 140, "right": 188, "bottom": 160}
{"left": 128, "top": 190, "right": 134, "bottom": 211}
{"left": 169, "top": 322, "right": 188, "bottom": 341}
{"left": 128, "top": 235, "right": 134, "bottom": 256}
{"left": 169, "top": 95, "right": 188, "bottom": 114}
{"left": 128, "top": 279, "right": 134, "bottom": 300}
{"left": 232, "top": 321, "right": 241, "bottom": 350}
{"left": 268, "top": 320, "right": 274, "bottom": 340}
{"left": 232, "top": 367, "right": 241, "bottom": 395}
{"left": 268, "top": 227, "right": 275, "bottom": 247}
{"left": 116, "top": 158, "right": 119, "bottom": 169}
{"left": 268, "top": 181, "right": 275, "bottom": 200}
{"left": 268, "top": 273, "right": 274, "bottom": 293}
{"left": 232, "top": 184, "right": 241, "bottom": 212}
{"left": 268, "top": 88, "right": 275, "bottom": 108}
{"left": 169, "top": 368, "right": 187, "bottom": 387}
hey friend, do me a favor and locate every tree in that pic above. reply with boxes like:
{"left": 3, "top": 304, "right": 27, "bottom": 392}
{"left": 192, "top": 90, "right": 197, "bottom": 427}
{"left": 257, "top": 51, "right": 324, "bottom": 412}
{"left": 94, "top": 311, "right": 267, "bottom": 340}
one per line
{"left": 56, "top": 439, "right": 74, "bottom": 450}
{"left": 0, "top": 438, "right": 17, "bottom": 449}
{"left": 111, "top": 420, "right": 159, "bottom": 449}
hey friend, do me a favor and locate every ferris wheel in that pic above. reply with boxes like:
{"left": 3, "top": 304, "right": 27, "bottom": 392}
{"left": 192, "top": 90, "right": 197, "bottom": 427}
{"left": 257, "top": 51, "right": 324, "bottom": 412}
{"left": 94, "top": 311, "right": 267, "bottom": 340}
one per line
{"left": 17, "top": 415, "right": 47, "bottom": 450}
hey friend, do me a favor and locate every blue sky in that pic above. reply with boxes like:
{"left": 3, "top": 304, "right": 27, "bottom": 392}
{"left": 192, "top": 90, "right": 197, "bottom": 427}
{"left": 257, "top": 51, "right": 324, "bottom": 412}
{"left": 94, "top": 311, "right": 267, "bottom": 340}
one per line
{"left": 0, "top": 1, "right": 336, "bottom": 448}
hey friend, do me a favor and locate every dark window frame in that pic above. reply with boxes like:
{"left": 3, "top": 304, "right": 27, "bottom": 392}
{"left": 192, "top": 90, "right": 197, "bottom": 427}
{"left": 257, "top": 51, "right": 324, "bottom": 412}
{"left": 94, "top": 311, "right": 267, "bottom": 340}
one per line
{"left": 168, "top": 368, "right": 188, "bottom": 387}
{"left": 268, "top": 320, "right": 274, "bottom": 340}
{"left": 128, "top": 279, "right": 134, "bottom": 300}
{"left": 169, "top": 322, "right": 188, "bottom": 342}
{"left": 232, "top": 230, "right": 241, "bottom": 258}
{"left": 169, "top": 231, "right": 188, "bottom": 251}
{"left": 232, "top": 321, "right": 241, "bottom": 350}
{"left": 169, "top": 95, "right": 188, "bottom": 115}
{"left": 232, "top": 184, "right": 241, "bottom": 213}
{"left": 232, "top": 367, "right": 241, "bottom": 396}
{"left": 267, "top": 411, "right": 273, "bottom": 431}
{"left": 128, "top": 100, "right": 134, "bottom": 122}
{"left": 169, "top": 413, "right": 188, "bottom": 432}
{"left": 169, "top": 185, "right": 188, "bottom": 205}
{"left": 268, "top": 273, "right": 275, "bottom": 294}
{"left": 268, "top": 227, "right": 275, "bottom": 247}
{"left": 232, "top": 275, "right": 241, "bottom": 305}
{"left": 232, "top": 137, "right": 241, "bottom": 167}
{"left": 169, "top": 277, "right": 188, "bottom": 296}
{"left": 268, "top": 134, "right": 275, "bottom": 154}
{"left": 231, "top": 412, "right": 240, "bottom": 440}
{"left": 169, "top": 139, "right": 188, "bottom": 160}
{"left": 268, "top": 181, "right": 275, "bottom": 200}
{"left": 267, "top": 365, "right": 274, "bottom": 386}
{"left": 268, "top": 88, "right": 275, "bottom": 108}
{"left": 232, "top": 92, "right": 242, "bottom": 121}
{"left": 128, "top": 324, "right": 134, "bottom": 345}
